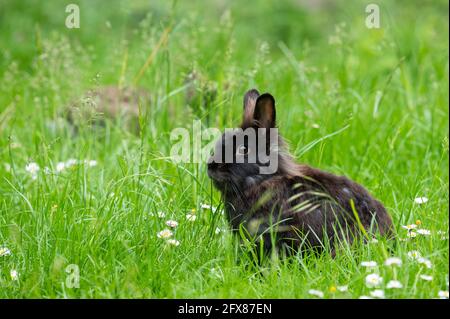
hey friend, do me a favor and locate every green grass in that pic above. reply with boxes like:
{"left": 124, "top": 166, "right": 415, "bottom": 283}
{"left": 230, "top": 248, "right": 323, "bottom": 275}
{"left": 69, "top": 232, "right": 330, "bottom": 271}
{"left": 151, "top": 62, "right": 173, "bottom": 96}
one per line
{"left": 0, "top": 0, "right": 448, "bottom": 298}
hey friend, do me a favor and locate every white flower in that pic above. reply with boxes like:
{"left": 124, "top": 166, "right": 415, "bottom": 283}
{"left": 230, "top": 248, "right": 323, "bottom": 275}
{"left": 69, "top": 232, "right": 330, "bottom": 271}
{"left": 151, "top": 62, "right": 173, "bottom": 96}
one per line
{"left": 384, "top": 257, "right": 402, "bottom": 267}
{"left": 337, "top": 285, "right": 348, "bottom": 292}
{"left": 165, "top": 220, "right": 178, "bottom": 228}
{"left": 87, "top": 160, "right": 97, "bottom": 167}
{"left": 438, "top": 290, "right": 449, "bottom": 299}
{"left": 386, "top": 280, "right": 403, "bottom": 289}
{"left": 419, "top": 275, "right": 433, "bottom": 281}
{"left": 311, "top": 123, "right": 320, "bottom": 129}
{"left": 417, "top": 257, "right": 432, "bottom": 269}
{"left": 407, "top": 231, "right": 417, "bottom": 238}
{"left": 365, "top": 273, "right": 383, "bottom": 287}
{"left": 186, "top": 214, "right": 197, "bottom": 222}
{"left": 401, "top": 224, "right": 417, "bottom": 230}
{"left": 361, "top": 261, "right": 378, "bottom": 268}
{"left": 10, "top": 269, "right": 18, "bottom": 281}
{"left": 0, "top": 247, "right": 12, "bottom": 257}
{"left": 25, "top": 162, "right": 40, "bottom": 178}
{"left": 407, "top": 250, "right": 421, "bottom": 260}
{"left": 56, "top": 162, "right": 66, "bottom": 172}
{"left": 359, "top": 296, "right": 372, "bottom": 299}
{"left": 201, "top": 203, "right": 218, "bottom": 212}
{"left": 369, "top": 238, "right": 379, "bottom": 244}
{"left": 166, "top": 239, "right": 180, "bottom": 246}
{"left": 308, "top": 289, "right": 324, "bottom": 298}
{"left": 416, "top": 229, "right": 431, "bottom": 236}
{"left": 215, "top": 227, "right": 222, "bottom": 235}
{"left": 200, "top": 203, "right": 211, "bottom": 210}
{"left": 66, "top": 159, "right": 78, "bottom": 167}
{"left": 370, "top": 289, "right": 385, "bottom": 298}
{"left": 43, "top": 166, "right": 51, "bottom": 175}
{"left": 414, "top": 197, "right": 428, "bottom": 204}
{"left": 4, "top": 163, "right": 11, "bottom": 172}
{"left": 157, "top": 229, "right": 173, "bottom": 239}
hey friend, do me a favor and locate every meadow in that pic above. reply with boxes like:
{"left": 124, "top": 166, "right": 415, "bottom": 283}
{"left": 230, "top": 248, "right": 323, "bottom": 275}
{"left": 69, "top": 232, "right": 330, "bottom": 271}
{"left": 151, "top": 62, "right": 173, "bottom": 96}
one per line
{"left": 0, "top": 0, "right": 448, "bottom": 298}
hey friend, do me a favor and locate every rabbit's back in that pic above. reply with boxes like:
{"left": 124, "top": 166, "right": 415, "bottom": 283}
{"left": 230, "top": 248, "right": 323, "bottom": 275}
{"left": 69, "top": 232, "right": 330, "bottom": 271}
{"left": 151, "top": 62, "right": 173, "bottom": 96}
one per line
{"left": 224, "top": 165, "right": 393, "bottom": 252}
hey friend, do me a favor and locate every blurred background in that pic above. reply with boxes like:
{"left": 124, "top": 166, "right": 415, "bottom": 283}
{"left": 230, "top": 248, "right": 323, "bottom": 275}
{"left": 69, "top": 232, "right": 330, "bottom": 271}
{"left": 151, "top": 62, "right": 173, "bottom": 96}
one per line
{"left": 0, "top": 0, "right": 448, "bottom": 298}
{"left": 0, "top": 0, "right": 448, "bottom": 178}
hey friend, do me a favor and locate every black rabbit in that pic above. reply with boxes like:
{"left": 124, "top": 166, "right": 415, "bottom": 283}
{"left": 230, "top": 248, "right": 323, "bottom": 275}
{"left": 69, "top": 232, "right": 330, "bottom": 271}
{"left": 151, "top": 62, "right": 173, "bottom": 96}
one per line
{"left": 207, "top": 89, "right": 394, "bottom": 256}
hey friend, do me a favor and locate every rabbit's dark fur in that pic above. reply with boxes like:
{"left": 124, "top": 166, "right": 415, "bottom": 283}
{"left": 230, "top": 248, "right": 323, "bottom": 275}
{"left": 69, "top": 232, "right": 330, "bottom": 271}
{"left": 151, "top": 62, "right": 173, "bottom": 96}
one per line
{"left": 207, "top": 89, "right": 393, "bottom": 255}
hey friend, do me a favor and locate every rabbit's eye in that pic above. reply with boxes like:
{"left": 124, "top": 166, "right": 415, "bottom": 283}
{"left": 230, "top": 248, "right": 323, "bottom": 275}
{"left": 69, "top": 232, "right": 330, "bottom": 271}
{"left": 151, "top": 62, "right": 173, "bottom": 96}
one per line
{"left": 237, "top": 145, "right": 249, "bottom": 156}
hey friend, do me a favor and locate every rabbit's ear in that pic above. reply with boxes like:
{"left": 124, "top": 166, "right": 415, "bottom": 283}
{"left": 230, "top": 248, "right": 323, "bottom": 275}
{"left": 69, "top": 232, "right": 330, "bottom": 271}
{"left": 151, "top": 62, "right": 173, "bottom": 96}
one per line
{"left": 243, "top": 89, "right": 260, "bottom": 123}
{"left": 253, "top": 93, "right": 276, "bottom": 128}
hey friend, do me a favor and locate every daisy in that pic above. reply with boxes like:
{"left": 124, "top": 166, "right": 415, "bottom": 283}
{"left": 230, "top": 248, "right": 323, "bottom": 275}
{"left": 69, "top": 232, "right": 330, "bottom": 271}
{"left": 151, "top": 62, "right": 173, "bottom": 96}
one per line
{"left": 361, "top": 261, "right": 378, "bottom": 268}
{"left": 407, "top": 250, "right": 421, "bottom": 260}
{"left": 0, "top": 247, "right": 11, "bottom": 257}
{"left": 417, "top": 257, "right": 432, "bottom": 269}
{"left": 416, "top": 229, "right": 431, "bottom": 236}
{"left": 25, "top": 162, "right": 40, "bottom": 174}
{"left": 419, "top": 275, "right": 433, "bottom": 281}
{"left": 365, "top": 273, "right": 383, "bottom": 287}
{"left": 25, "top": 162, "right": 40, "bottom": 179}
{"left": 87, "top": 160, "right": 97, "bottom": 167}
{"left": 10, "top": 269, "right": 19, "bottom": 281}
{"left": 166, "top": 239, "right": 180, "bottom": 246}
{"left": 384, "top": 257, "right": 402, "bottom": 267}
{"left": 165, "top": 220, "right": 178, "bottom": 228}
{"left": 201, "top": 203, "right": 217, "bottom": 211}
{"left": 370, "top": 289, "right": 385, "bottom": 298}
{"left": 308, "top": 289, "right": 324, "bottom": 298}
{"left": 407, "top": 231, "right": 417, "bottom": 238}
{"left": 66, "top": 159, "right": 78, "bottom": 167}
{"left": 414, "top": 197, "right": 428, "bottom": 205}
{"left": 56, "top": 162, "right": 66, "bottom": 172}
{"left": 215, "top": 227, "right": 222, "bottom": 235}
{"left": 401, "top": 224, "right": 417, "bottom": 230}
{"left": 157, "top": 229, "right": 173, "bottom": 239}
{"left": 186, "top": 213, "right": 197, "bottom": 222}
{"left": 337, "top": 285, "right": 348, "bottom": 292}
{"left": 438, "top": 290, "right": 449, "bottom": 299}
{"left": 386, "top": 280, "right": 403, "bottom": 289}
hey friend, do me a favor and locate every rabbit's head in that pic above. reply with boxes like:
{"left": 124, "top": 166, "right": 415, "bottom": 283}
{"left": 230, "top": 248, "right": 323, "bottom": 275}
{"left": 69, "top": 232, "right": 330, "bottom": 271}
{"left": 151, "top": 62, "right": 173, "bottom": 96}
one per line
{"left": 207, "top": 89, "right": 298, "bottom": 193}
